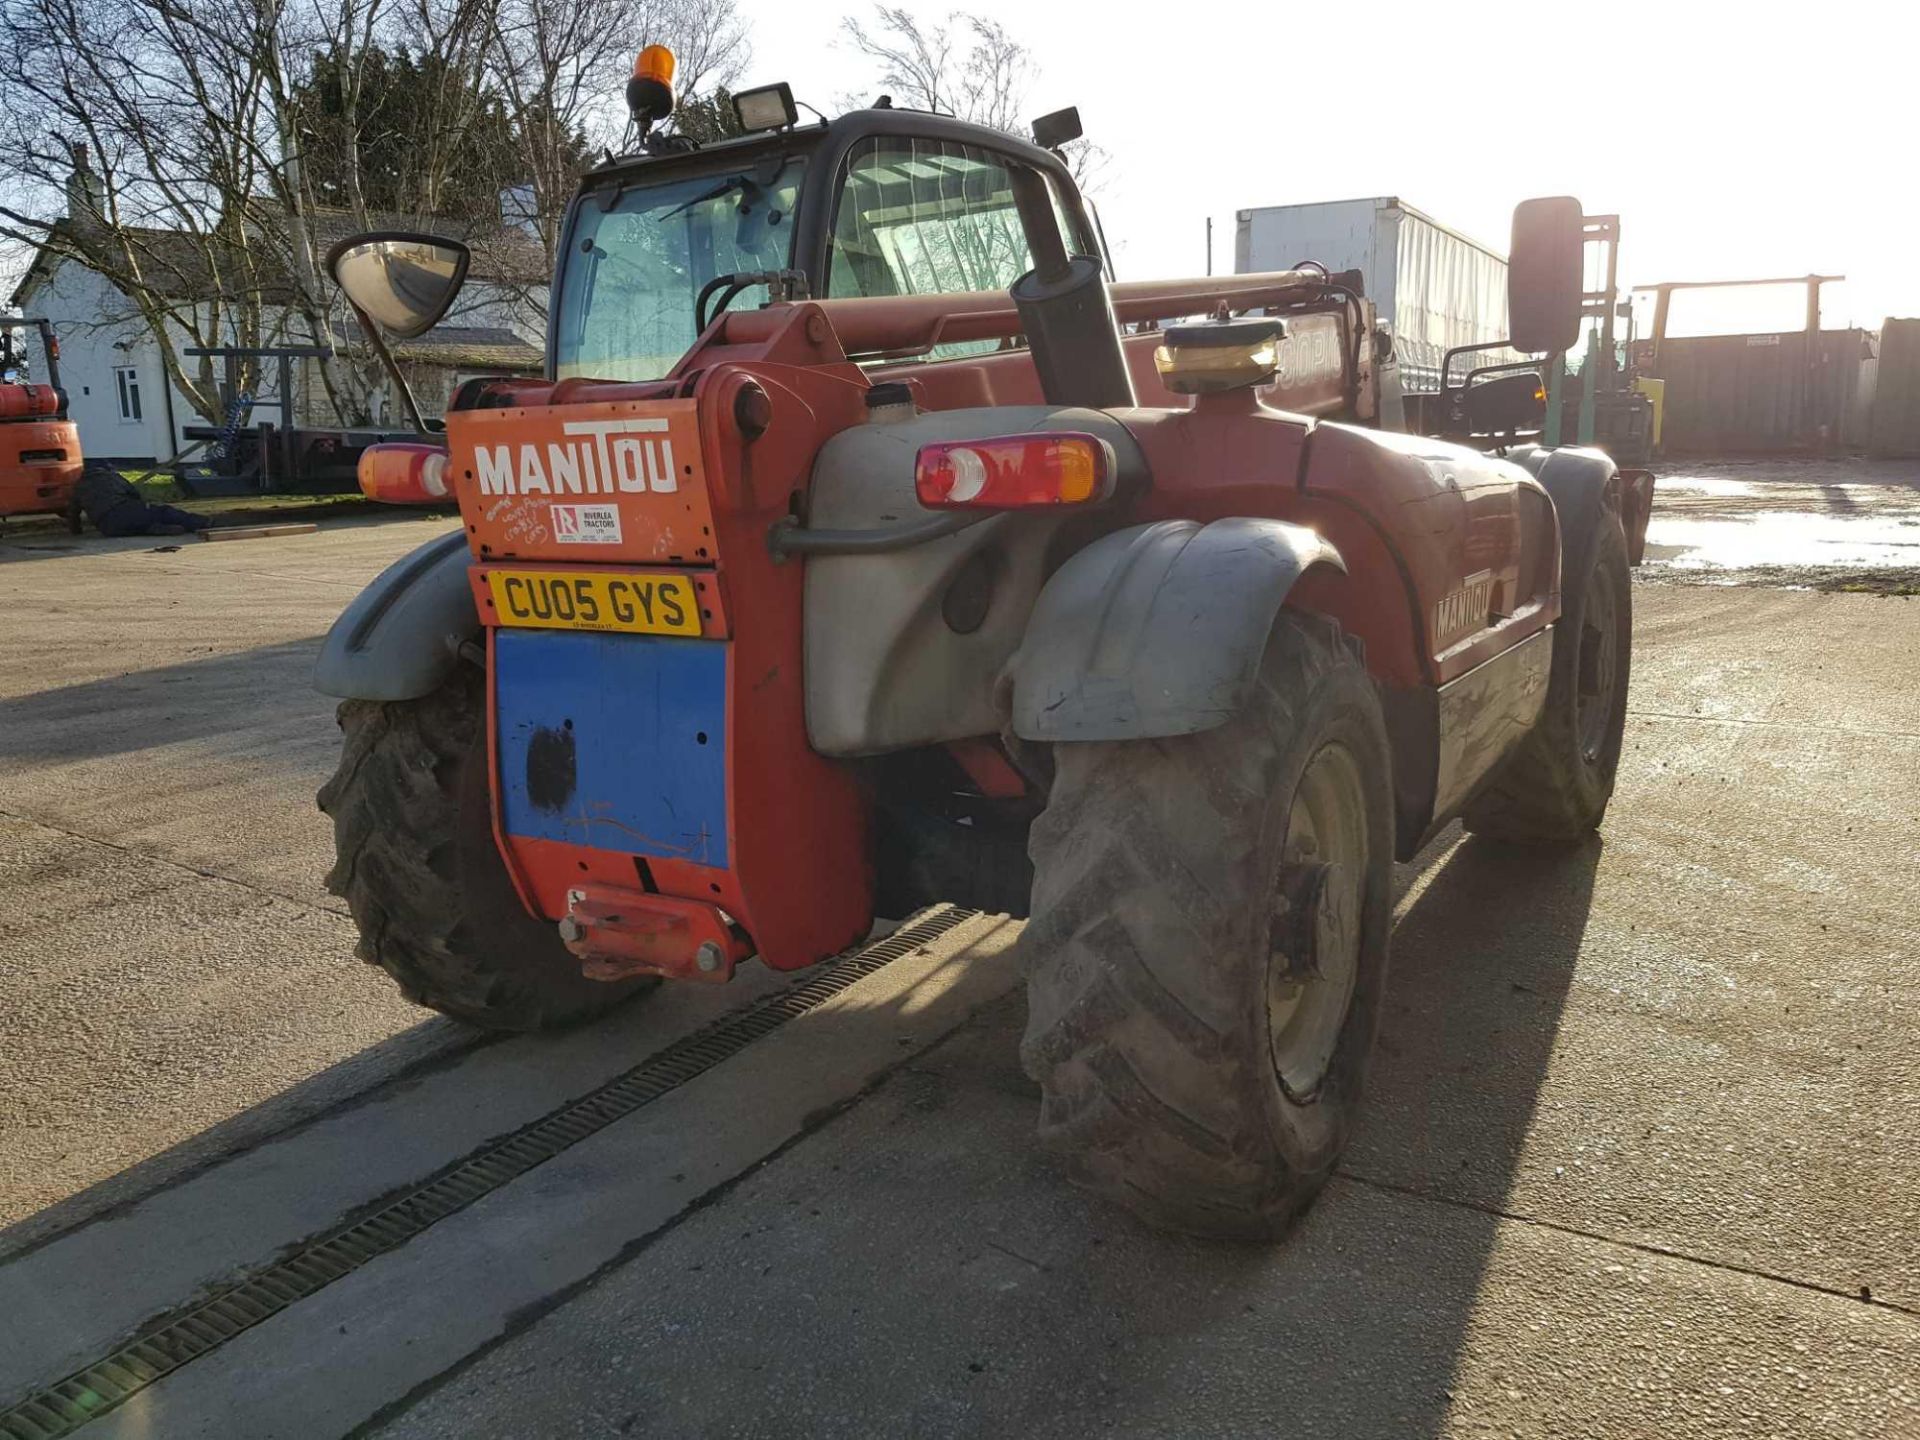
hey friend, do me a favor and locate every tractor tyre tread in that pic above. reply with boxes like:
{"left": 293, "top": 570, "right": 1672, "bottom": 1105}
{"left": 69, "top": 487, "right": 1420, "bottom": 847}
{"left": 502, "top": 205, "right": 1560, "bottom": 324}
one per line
{"left": 1465, "top": 508, "right": 1632, "bottom": 842}
{"left": 1020, "top": 611, "right": 1392, "bottom": 1241}
{"left": 318, "top": 667, "right": 650, "bottom": 1030}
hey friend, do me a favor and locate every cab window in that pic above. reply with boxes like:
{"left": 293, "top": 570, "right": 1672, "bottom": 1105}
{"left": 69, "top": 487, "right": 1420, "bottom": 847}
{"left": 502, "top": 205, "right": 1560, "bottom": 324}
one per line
{"left": 556, "top": 158, "right": 806, "bottom": 381}
{"left": 825, "top": 136, "right": 1092, "bottom": 357}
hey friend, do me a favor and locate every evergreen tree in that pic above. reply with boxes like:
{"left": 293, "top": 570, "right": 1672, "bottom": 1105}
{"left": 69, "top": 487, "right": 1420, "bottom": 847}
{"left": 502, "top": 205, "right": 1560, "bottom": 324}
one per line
{"left": 295, "top": 46, "right": 580, "bottom": 222}
{"left": 674, "top": 86, "right": 749, "bottom": 146}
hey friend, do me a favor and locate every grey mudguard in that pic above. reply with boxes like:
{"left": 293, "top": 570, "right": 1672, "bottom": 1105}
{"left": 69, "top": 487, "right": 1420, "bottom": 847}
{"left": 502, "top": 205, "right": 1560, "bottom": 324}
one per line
{"left": 803, "top": 404, "right": 1150, "bottom": 757}
{"left": 1009, "top": 517, "right": 1345, "bottom": 742}
{"left": 1503, "top": 443, "right": 1618, "bottom": 575}
{"left": 311, "top": 529, "right": 480, "bottom": 701}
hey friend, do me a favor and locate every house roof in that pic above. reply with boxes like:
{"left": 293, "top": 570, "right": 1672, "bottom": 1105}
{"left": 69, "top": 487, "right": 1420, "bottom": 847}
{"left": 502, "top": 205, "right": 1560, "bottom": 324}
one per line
{"left": 10, "top": 205, "right": 547, "bottom": 309}
{"left": 10, "top": 223, "right": 233, "bottom": 308}
{"left": 332, "top": 321, "right": 542, "bottom": 371}
{"left": 308, "top": 209, "right": 549, "bottom": 286}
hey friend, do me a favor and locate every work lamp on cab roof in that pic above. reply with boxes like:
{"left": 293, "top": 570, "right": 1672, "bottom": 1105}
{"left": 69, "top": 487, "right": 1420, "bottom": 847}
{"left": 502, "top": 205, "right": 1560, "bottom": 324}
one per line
{"left": 731, "top": 83, "right": 799, "bottom": 133}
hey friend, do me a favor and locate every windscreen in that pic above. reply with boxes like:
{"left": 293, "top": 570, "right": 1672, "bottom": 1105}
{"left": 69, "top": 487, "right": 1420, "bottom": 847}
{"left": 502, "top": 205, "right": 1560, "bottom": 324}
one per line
{"left": 554, "top": 157, "right": 805, "bottom": 382}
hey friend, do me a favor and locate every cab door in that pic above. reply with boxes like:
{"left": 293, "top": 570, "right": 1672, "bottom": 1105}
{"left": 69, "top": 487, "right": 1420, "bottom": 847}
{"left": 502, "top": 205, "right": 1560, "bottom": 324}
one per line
{"left": 820, "top": 134, "right": 1096, "bottom": 354}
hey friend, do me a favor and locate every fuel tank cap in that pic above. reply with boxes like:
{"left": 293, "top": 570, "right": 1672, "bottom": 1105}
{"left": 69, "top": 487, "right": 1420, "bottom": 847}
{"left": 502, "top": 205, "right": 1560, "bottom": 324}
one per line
{"left": 1159, "top": 316, "right": 1286, "bottom": 348}
{"left": 1155, "top": 316, "right": 1288, "bottom": 394}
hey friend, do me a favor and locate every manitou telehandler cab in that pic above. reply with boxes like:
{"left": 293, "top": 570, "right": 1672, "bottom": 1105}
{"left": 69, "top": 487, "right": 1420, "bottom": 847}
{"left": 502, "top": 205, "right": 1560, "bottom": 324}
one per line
{"left": 315, "top": 48, "right": 1637, "bottom": 1239}
{"left": 0, "top": 318, "right": 83, "bottom": 521}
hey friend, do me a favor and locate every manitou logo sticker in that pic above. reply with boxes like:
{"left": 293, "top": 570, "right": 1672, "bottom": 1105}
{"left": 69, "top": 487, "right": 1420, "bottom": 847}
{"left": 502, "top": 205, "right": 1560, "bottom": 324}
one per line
{"left": 1268, "top": 324, "right": 1344, "bottom": 388}
{"left": 473, "top": 417, "right": 678, "bottom": 497}
{"left": 1434, "top": 570, "right": 1495, "bottom": 649}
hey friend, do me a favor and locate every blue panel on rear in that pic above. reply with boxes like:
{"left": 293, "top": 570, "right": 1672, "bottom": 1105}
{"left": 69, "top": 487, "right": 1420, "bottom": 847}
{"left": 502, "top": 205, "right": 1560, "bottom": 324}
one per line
{"left": 494, "top": 628, "right": 727, "bottom": 866}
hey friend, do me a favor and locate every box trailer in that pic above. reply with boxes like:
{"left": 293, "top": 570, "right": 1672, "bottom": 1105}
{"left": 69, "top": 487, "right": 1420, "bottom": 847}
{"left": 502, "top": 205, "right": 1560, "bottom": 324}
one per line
{"left": 1235, "top": 197, "right": 1516, "bottom": 393}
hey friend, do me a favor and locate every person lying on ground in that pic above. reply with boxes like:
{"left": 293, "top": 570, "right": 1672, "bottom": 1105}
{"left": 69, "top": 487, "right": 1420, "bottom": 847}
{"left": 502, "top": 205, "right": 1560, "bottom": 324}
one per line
{"left": 67, "top": 462, "right": 212, "bottom": 537}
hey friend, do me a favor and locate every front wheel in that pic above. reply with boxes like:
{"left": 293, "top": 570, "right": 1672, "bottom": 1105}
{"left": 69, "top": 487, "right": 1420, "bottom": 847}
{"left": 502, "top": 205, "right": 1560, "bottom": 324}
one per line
{"left": 1020, "top": 612, "right": 1394, "bottom": 1240}
{"left": 1465, "top": 505, "right": 1632, "bottom": 841}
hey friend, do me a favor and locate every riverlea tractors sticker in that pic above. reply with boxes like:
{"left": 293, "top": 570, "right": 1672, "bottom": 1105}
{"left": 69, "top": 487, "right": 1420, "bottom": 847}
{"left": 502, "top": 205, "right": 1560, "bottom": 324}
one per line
{"left": 551, "top": 503, "right": 623, "bottom": 544}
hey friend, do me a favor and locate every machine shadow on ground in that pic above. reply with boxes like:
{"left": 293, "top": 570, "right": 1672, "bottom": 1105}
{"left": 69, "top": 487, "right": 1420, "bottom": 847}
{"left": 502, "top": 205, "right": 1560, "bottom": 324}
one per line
{"left": 0, "top": 508, "right": 439, "bottom": 567}
{"left": 0, "top": 917, "right": 1028, "bottom": 1427}
{"left": 1056, "top": 832, "right": 1608, "bottom": 1436}
{"left": 0, "top": 806, "right": 1600, "bottom": 1437}
{"left": 0, "top": 1013, "right": 478, "bottom": 1263}
{"left": 945, "top": 832, "right": 1605, "bottom": 1437}
{"left": 1330, "top": 833, "right": 1605, "bottom": 1429}
{"left": 367, "top": 839, "right": 1606, "bottom": 1438}
{"left": 1355, "top": 830, "right": 1603, "bottom": 1201}
{"left": 0, "top": 637, "right": 330, "bottom": 767}
{"left": 0, "top": 912, "right": 997, "bottom": 1267}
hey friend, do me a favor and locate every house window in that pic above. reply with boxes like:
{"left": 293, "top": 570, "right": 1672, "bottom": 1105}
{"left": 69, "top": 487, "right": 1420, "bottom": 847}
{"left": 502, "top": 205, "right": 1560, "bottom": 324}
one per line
{"left": 114, "top": 366, "right": 142, "bottom": 423}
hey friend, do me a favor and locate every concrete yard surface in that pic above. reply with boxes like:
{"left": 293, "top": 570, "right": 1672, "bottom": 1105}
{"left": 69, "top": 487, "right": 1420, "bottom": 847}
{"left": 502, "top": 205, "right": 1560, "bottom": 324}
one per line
{"left": 0, "top": 515, "right": 466, "bottom": 1243}
{"left": 0, "top": 487, "right": 1916, "bottom": 1439}
{"left": 377, "top": 1005, "right": 1919, "bottom": 1440}
{"left": 368, "top": 583, "right": 1920, "bottom": 1440}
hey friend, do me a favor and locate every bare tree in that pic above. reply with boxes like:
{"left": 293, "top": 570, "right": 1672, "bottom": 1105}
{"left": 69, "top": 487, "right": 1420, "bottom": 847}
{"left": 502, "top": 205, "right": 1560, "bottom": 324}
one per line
{"left": 0, "top": 0, "right": 420, "bottom": 424}
{"left": 840, "top": 7, "right": 1108, "bottom": 191}
{"left": 298, "top": 0, "right": 397, "bottom": 225}
{"left": 0, "top": 0, "right": 747, "bottom": 430}
{"left": 1, "top": 0, "right": 281, "bottom": 421}
{"left": 485, "top": 0, "right": 749, "bottom": 282}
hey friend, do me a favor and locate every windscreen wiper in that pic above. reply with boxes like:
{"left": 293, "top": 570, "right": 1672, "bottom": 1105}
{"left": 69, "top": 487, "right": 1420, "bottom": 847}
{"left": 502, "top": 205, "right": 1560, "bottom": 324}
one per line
{"left": 660, "top": 174, "right": 763, "bottom": 222}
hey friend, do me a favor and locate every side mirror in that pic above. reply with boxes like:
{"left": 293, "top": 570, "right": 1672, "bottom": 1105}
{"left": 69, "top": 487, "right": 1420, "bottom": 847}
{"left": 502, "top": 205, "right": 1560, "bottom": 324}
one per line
{"left": 1031, "top": 107, "right": 1083, "bottom": 151}
{"left": 1507, "top": 197, "right": 1584, "bottom": 354}
{"left": 1460, "top": 370, "right": 1546, "bottom": 435}
{"left": 325, "top": 232, "right": 470, "bottom": 339}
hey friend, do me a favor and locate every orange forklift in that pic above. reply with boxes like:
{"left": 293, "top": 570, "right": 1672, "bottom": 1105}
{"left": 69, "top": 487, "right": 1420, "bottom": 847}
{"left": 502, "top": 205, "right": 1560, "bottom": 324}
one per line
{"left": 0, "top": 318, "right": 84, "bottom": 521}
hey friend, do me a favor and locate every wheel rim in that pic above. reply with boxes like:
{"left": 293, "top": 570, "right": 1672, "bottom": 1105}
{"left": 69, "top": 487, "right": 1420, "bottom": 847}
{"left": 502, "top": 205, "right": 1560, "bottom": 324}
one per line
{"left": 1267, "top": 742, "right": 1368, "bottom": 1101}
{"left": 1575, "top": 558, "right": 1621, "bottom": 764}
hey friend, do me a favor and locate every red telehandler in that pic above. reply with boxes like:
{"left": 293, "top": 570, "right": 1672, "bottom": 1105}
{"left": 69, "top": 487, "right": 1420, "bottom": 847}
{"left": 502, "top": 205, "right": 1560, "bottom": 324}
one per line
{"left": 315, "top": 54, "right": 1641, "bottom": 1238}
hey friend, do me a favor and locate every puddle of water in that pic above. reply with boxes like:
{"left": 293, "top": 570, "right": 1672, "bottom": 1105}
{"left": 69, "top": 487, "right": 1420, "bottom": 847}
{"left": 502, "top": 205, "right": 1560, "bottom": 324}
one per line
{"left": 1645, "top": 511, "right": 1920, "bottom": 569}
{"left": 1654, "top": 476, "right": 1764, "bottom": 499}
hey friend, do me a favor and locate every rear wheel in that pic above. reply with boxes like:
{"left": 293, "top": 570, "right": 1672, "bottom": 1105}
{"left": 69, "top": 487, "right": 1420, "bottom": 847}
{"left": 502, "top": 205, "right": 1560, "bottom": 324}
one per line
{"left": 1465, "top": 506, "right": 1632, "bottom": 841}
{"left": 318, "top": 666, "right": 653, "bottom": 1029}
{"left": 1020, "top": 612, "right": 1394, "bottom": 1240}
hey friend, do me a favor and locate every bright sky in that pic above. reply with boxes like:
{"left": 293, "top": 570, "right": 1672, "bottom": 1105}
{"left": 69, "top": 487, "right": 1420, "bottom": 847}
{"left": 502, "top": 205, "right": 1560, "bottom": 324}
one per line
{"left": 741, "top": 0, "right": 1919, "bottom": 334}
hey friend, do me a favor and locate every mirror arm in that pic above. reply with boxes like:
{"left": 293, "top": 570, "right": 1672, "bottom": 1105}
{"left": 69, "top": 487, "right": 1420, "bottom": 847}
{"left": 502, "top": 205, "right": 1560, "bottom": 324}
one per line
{"left": 346, "top": 298, "right": 429, "bottom": 435}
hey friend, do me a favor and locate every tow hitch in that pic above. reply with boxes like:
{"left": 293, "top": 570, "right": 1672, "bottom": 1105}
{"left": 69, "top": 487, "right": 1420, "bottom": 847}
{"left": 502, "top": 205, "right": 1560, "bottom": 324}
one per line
{"left": 558, "top": 885, "right": 748, "bottom": 983}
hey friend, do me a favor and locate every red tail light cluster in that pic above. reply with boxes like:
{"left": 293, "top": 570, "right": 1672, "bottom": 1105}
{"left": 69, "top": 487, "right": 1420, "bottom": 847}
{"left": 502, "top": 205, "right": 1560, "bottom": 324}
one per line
{"left": 914, "top": 433, "right": 1114, "bottom": 510}
{"left": 358, "top": 442, "right": 451, "bottom": 505}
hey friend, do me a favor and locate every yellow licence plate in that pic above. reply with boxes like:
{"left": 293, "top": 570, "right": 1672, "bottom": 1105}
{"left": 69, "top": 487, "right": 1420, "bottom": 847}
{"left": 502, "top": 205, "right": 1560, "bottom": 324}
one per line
{"left": 487, "top": 570, "right": 702, "bottom": 636}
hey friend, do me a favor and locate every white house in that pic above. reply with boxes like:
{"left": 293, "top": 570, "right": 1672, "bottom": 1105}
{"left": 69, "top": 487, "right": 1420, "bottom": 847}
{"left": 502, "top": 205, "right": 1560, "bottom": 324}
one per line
{"left": 9, "top": 176, "right": 551, "bottom": 466}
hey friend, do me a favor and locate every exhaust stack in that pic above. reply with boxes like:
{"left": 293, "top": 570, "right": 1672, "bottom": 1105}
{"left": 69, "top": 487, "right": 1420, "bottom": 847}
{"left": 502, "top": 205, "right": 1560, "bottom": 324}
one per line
{"left": 1007, "top": 168, "right": 1135, "bottom": 411}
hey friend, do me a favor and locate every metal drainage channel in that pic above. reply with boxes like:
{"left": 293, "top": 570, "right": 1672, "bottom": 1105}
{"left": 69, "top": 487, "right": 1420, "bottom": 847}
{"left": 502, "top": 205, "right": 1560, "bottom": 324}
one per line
{"left": 0, "top": 905, "right": 982, "bottom": 1440}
